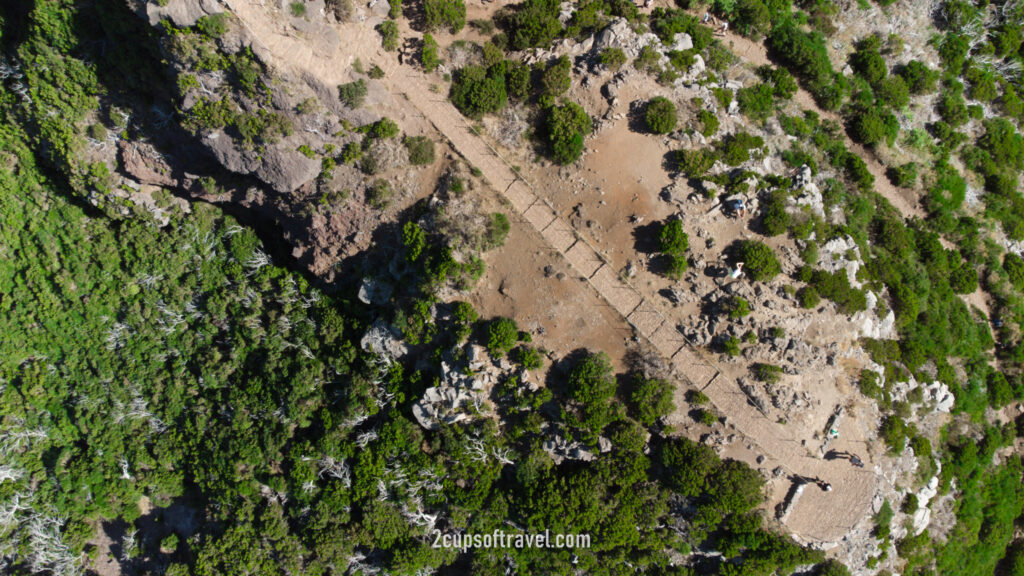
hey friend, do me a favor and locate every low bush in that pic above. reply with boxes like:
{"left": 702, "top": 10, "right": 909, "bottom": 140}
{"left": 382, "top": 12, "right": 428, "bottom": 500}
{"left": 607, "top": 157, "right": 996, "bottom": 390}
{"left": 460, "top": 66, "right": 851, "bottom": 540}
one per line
{"left": 737, "top": 83, "right": 775, "bottom": 121}
{"left": 630, "top": 376, "right": 675, "bottom": 426}
{"left": 404, "top": 136, "right": 435, "bottom": 165}
{"left": 887, "top": 162, "right": 918, "bottom": 188}
{"left": 752, "top": 363, "right": 782, "bottom": 384}
{"left": 339, "top": 79, "right": 368, "bottom": 108}
{"left": 717, "top": 132, "right": 764, "bottom": 165}
{"left": 898, "top": 60, "right": 939, "bottom": 94}
{"left": 733, "top": 240, "right": 781, "bottom": 281}
{"left": 367, "top": 179, "right": 393, "bottom": 208}
{"left": 424, "top": 0, "right": 466, "bottom": 33}
{"left": 697, "top": 109, "right": 719, "bottom": 137}
{"left": 645, "top": 96, "right": 678, "bottom": 134}
{"left": 658, "top": 218, "right": 689, "bottom": 279}
{"left": 376, "top": 20, "right": 400, "bottom": 51}
{"left": 541, "top": 56, "right": 572, "bottom": 99}
{"left": 421, "top": 33, "right": 440, "bottom": 71}
{"left": 545, "top": 102, "right": 591, "bottom": 164}
{"left": 798, "top": 286, "right": 820, "bottom": 308}
{"left": 450, "top": 65, "right": 507, "bottom": 118}
{"left": 678, "top": 148, "right": 716, "bottom": 178}
{"left": 599, "top": 47, "right": 627, "bottom": 70}
{"left": 487, "top": 317, "right": 519, "bottom": 357}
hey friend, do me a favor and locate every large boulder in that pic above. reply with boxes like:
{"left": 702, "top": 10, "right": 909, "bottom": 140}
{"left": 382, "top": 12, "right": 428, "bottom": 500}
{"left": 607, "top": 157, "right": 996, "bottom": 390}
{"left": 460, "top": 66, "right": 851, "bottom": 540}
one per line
{"left": 256, "top": 147, "right": 322, "bottom": 193}
{"left": 144, "top": 0, "right": 222, "bottom": 27}
{"left": 594, "top": 18, "right": 659, "bottom": 59}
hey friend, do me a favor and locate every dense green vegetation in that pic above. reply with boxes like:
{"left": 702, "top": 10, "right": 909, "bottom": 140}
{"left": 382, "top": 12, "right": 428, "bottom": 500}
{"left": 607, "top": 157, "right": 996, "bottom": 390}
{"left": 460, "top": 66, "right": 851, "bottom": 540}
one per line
{"left": 0, "top": 3, "right": 858, "bottom": 575}
{"left": 9, "top": 0, "right": 1024, "bottom": 573}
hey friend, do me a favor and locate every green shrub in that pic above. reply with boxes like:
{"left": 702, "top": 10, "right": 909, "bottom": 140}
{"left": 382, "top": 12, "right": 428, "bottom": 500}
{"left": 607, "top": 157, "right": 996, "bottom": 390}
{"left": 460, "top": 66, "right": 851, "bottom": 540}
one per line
{"left": 987, "top": 371, "right": 1014, "bottom": 407}
{"left": 1004, "top": 253, "right": 1024, "bottom": 290}
{"left": 734, "top": 240, "right": 781, "bottom": 281}
{"left": 658, "top": 218, "right": 689, "bottom": 279}
{"left": 469, "top": 18, "right": 496, "bottom": 34}
{"left": 487, "top": 317, "right": 519, "bottom": 357}
{"left": 503, "top": 60, "right": 531, "bottom": 101}
{"left": 859, "top": 369, "right": 883, "bottom": 401}
{"left": 887, "top": 162, "right": 918, "bottom": 188}
{"left": 196, "top": 13, "right": 229, "bottom": 38}
{"left": 645, "top": 96, "right": 678, "bottom": 134}
{"left": 965, "top": 66, "right": 998, "bottom": 102}
{"left": 939, "top": 83, "right": 969, "bottom": 126}
{"left": 369, "top": 117, "right": 400, "bottom": 140}
{"left": 564, "top": 351, "right": 618, "bottom": 440}
{"left": 979, "top": 117, "right": 1024, "bottom": 172}
{"left": 367, "top": 179, "right": 393, "bottom": 208}
{"left": 404, "top": 136, "right": 435, "bottom": 165}
{"left": 806, "top": 268, "right": 867, "bottom": 314}
{"left": 723, "top": 336, "right": 741, "bottom": 356}
{"left": 717, "top": 132, "right": 764, "bottom": 165}
{"left": 513, "top": 345, "right": 544, "bottom": 369}
{"left": 541, "top": 56, "right": 572, "bottom": 98}
{"left": 732, "top": 0, "right": 771, "bottom": 39}
{"left": 758, "top": 65, "right": 798, "bottom": 100}
{"left": 290, "top": 2, "right": 307, "bottom": 17}
{"left": 848, "top": 108, "right": 897, "bottom": 146}
{"left": 737, "top": 83, "right": 775, "bottom": 121}
{"left": 949, "top": 263, "right": 978, "bottom": 294}
{"left": 760, "top": 190, "right": 789, "bottom": 236}
{"left": 697, "top": 109, "right": 719, "bottom": 137}
{"left": 767, "top": 17, "right": 844, "bottom": 109}
{"left": 938, "top": 33, "right": 970, "bottom": 73}
{"left": 726, "top": 296, "right": 751, "bottom": 319}
{"left": 849, "top": 36, "right": 887, "bottom": 87}
{"left": 424, "top": 0, "right": 466, "bottom": 32}
{"left": 403, "top": 221, "right": 426, "bottom": 261}
{"left": 376, "top": 20, "right": 400, "bottom": 51}
{"left": 678, "top": 148, "right": 716, "bottom": 178}
{"left": 880, "top": 414, "right": 911, "bottom": 453}
{"left": 86, "top": 123, "right": 107, "bottom": 141}
{"left": 486, "top": 212, "right": 510, "bottom": 248}
{"left": 798, "top": 286, "right": 820, "bottom": 308}
{"left": 752, "top": 363, "right": 782, "bottom": 384}
{"left": 450, "top": 65, "right": 507, "bottom": 118}
{"left": 877, "top": 75, "right": 909, "bottom": 109}
{"left": 545, "top": 102, "right": 591, "bottom": 165}
{"left": 510, "top": 0, "right": 562, "bottom": 49}
{"left": 630, "top": 376, "right": 675, "bottom": 426}
{"left": 421, "top": 33, "right": 440, "bottom": 71}
{"left": 339, "top": 79, "right": 368, "bottom": 108}
{"left": 898, "top": 60, "right": 938, "bottom": 94}
{"left": 659, "top": 437, "right": 720, "bottom": 497}
{"left": 699, "top": 408, "right": 718, "bottom": 426}
{"left": 599, "top": 47, "right": 627, "bottom": 70}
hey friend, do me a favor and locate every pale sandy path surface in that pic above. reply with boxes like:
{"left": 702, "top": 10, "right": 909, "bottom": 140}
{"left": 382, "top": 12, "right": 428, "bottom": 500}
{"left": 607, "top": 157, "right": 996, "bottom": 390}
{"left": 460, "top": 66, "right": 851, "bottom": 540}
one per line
{"left": 223, "top": 0, "right": 876, "bottom": 542}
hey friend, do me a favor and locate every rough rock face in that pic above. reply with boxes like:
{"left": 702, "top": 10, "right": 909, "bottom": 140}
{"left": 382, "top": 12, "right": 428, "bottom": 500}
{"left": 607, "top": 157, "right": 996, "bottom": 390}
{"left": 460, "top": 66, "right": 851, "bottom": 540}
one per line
{"left": 255, "top": 147, "right": 322, "bottom": 194}
{"left": 593, "top": 18, "right": 660, "bottom": 59}
{"left": 144, "top": 0, "right": 222, "bottom": 27}
{"left": 118, "top": 140, "right": 179, "bottom": 187}
{"left": 360, "top": 319, "right": 409, "bottom": 359}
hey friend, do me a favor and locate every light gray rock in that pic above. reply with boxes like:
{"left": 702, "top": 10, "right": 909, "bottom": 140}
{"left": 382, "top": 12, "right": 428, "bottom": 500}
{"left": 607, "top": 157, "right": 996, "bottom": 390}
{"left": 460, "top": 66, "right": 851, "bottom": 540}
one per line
{"left": 255, "top": 147, "right": 322, "bottom": 193}
{"left": 145, "top": 0, "right": 222, "bottom": 27}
